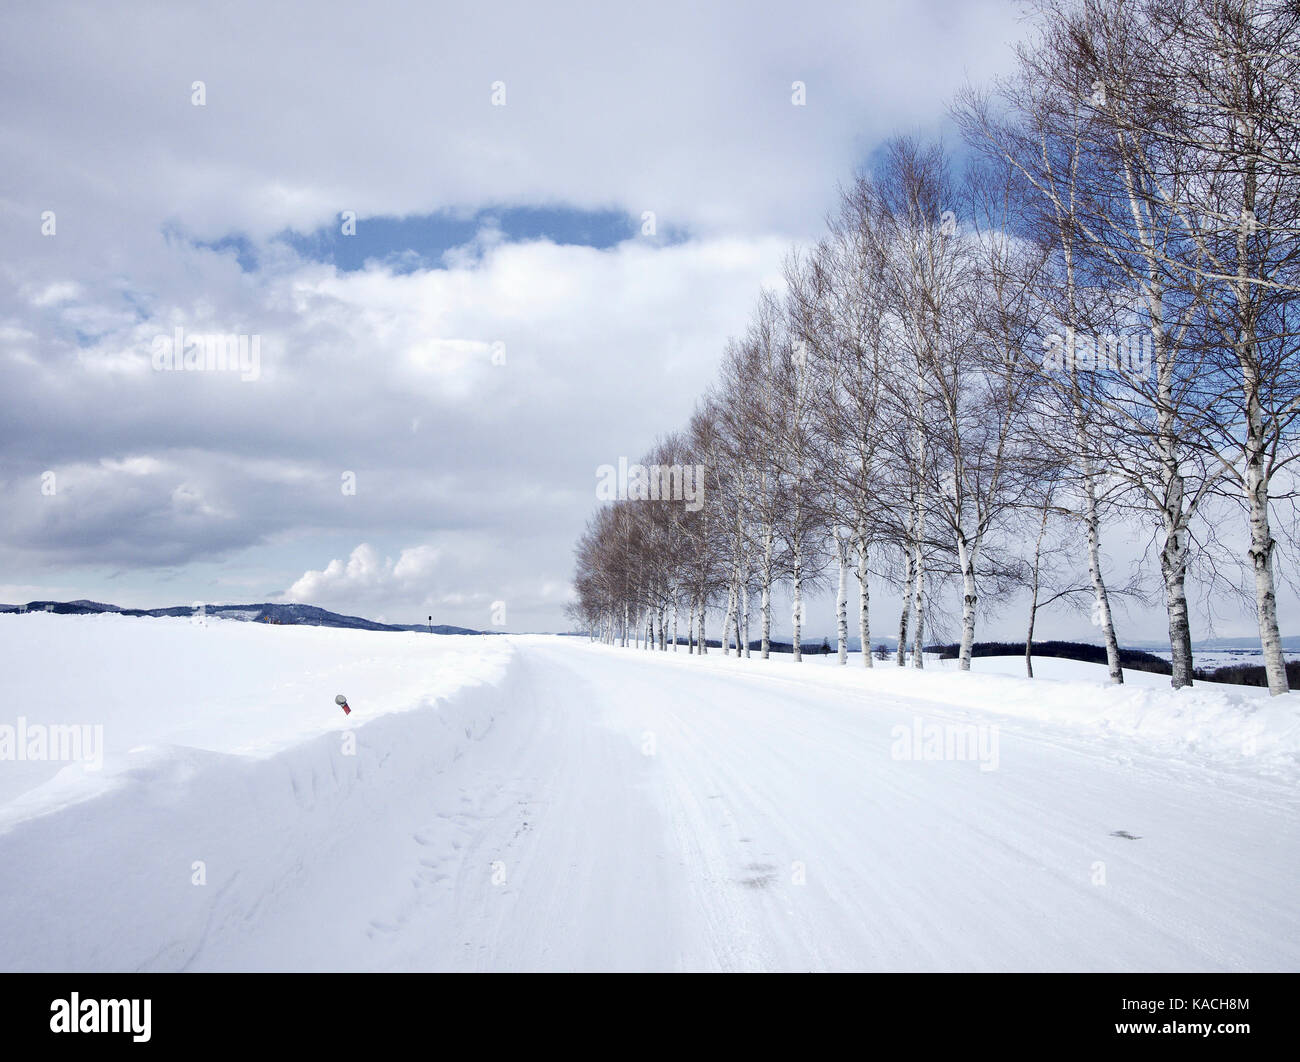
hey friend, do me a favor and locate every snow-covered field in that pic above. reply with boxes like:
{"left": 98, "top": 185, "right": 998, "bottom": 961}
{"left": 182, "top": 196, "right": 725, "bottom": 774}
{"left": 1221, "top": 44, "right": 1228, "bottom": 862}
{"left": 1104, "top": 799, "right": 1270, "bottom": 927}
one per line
{"left": 1147, "top": 647, "right": 1300, "bottom": 670}
{"left": 1, "top": 614, "right": 1297, "bottom": 971}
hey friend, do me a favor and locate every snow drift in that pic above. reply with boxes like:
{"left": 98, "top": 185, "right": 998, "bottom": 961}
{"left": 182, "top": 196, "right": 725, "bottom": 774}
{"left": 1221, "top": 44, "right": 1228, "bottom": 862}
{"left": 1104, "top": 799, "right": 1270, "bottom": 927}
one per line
{"left": 0, "top": 614, "right": 514, "bottom": 970}
{"left": 795, "top": 651, "right": 1300, "bottom": 775}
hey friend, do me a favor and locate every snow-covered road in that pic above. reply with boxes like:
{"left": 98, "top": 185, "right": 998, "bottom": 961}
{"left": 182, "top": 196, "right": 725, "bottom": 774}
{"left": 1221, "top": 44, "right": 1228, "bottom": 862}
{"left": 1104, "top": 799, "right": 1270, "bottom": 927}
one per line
{"left": 414, "top": 639, "right": 1298, "bottom": 972}
{"left": 1, "top": 619, "right": 1296, "bottom": 971}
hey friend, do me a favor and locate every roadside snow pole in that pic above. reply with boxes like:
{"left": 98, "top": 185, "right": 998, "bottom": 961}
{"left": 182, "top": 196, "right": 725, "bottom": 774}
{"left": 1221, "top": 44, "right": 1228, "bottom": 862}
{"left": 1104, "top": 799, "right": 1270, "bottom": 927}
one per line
{"left": 428, "top": 615, "right": 432, "bottom": 635}
{"left": 335, "top": 694, "right": 351, "bottom": 716}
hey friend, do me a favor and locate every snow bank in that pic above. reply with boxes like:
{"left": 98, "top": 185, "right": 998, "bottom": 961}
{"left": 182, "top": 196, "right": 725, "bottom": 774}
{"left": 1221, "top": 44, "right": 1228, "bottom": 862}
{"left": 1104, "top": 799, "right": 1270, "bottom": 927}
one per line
{"left": 650, "top": 647, "right": 1300, "bottom": 776}
{"left": 0, "top": 611, "right": 510, "bottom": 808}
{"left": 0, "top": 614, "right": 516, "bottom": 971}
{"left": 902, "top": 657, "right": 1299, "bottom": 771}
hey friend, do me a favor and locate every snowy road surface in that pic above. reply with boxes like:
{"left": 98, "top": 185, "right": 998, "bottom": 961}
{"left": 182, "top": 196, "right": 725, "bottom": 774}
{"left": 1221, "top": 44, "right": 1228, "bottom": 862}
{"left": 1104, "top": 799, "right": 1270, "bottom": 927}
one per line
{"left": 0, "top": 617, "right": 1296, "bottom": 971}
{"left": 377, "top": 639, "right": 1298, "bottom": 972}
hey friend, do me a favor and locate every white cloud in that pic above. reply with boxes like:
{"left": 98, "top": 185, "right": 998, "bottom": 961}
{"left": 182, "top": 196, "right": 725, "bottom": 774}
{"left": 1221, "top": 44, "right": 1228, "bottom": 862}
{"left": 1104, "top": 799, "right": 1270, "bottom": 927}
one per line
{"left": 0, "top": 0, "right": 1023, "bottom": 255}
{"left": 392, "top": 545, "right": 441, "bottom": 581}
{"left": 286, "top": 543, "right": 444, "bottom": 610}
{"left": 29, "top": 282, "right": 81, "bottom": 308}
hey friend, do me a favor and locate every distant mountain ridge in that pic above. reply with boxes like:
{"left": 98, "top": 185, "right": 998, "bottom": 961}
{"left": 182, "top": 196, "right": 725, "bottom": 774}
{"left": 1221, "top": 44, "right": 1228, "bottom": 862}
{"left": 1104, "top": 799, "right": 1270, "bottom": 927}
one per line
{"left": 0, "top": 600, "right": 487, "bottom": 635}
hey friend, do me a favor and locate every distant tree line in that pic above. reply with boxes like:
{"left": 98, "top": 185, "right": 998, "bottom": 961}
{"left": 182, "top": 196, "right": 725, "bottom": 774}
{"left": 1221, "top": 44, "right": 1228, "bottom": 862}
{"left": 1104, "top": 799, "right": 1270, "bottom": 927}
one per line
{"left": 930, "top": 640, "right": 1172, "bottom": 675}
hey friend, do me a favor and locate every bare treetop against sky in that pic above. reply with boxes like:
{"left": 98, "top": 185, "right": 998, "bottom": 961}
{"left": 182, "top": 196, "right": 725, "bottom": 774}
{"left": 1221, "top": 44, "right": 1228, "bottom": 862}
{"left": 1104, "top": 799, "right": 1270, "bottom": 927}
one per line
{"left": 0, "top": 0, "right": 1028, "bottom": 632}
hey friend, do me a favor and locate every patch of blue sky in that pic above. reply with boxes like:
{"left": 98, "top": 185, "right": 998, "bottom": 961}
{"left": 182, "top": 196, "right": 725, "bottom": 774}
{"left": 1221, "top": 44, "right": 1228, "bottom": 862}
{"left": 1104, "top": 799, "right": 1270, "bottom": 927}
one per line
{"left": 281, "top": 205, "right": 687, "bottom": 272}
{"left": 168, "top": 206, "right": 689, "bottom": 276}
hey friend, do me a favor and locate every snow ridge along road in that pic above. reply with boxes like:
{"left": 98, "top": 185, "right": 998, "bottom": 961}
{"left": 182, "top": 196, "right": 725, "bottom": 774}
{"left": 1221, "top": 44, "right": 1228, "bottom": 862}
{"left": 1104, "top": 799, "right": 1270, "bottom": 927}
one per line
{"left": 0, "top": 618, "right": 1295, "bottom": 971}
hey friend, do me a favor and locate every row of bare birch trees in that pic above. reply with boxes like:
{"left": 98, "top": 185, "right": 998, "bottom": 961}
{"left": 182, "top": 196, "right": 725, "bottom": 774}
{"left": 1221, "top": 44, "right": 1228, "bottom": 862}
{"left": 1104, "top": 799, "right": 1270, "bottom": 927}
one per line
{"left": 569, "top": 0, "right": 1300, "bottom": 694}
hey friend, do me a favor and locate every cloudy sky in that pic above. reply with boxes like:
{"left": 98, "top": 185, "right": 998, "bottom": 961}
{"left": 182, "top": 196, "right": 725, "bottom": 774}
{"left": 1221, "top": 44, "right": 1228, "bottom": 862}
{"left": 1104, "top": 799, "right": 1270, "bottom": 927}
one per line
{"left": 0, "top": 0, "right": 1278, "bottom": 641}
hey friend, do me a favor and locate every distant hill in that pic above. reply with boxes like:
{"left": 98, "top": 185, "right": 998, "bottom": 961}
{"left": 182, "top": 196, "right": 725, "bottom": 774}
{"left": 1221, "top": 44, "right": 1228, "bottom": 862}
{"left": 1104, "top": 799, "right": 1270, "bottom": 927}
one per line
{"left": 0, "top": 600, "right": 487, "bottom": 635}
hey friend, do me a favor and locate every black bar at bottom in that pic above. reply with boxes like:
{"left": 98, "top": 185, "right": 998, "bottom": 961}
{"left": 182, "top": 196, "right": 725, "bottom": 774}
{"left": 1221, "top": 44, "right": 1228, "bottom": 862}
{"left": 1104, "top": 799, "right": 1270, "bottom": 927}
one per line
{"left": 0, "top": 972, "right": 1289, "bottom": 1049}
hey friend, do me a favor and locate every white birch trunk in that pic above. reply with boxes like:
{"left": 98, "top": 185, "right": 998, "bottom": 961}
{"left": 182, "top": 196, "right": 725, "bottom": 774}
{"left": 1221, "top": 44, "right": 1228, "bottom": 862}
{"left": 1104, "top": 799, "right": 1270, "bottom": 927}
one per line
{"left": 1244, "top": 370, "right": 1289, "bottom": 694}
{"left": 760, "top": 523, "right": 774, "bottom": 659}
{"left": 722, "top": 582, "right": 736, "bottom": 657}
{"left": 1155, "top": 320, "right": 1195, "bottom": 689}
{"left": 856, "top": 527, "right": 871, "bottom": 668}
{"left": 897, "top": 498, "right": 919, "bottom": 668}
{"left": 836, "top": 535, "right": 850, "bottom": 666}
{"left": 733, "top": 596, "right": 742, "bottom": 658}
{"left": 1081, "top": 458, "right": 1124, "bottom": 684}
{"left": 956, "top": 529, "right": 978, "bottom": 671}
{"left": 741, "top": 580, "right": 751, "bottom": 659}
{"left": 792, "top": 538, "right": 803, "bottom": 663}
{"left": 911, "top": 537, "right": 925, "bottom": 670}
{"left": 896, "top": 543, "right": 913, "bottom": 668}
